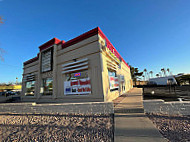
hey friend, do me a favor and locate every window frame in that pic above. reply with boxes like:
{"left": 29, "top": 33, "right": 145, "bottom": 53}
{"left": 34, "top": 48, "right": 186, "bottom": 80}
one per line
{"left": 41, "top": 47, "right": 54, "bottom": 73}
{"left": 108, "top": 69, "right": 119, "bottom": 91}
{"left": 25, "top": 80, "right": 35, "bottom": 96}
{"left": 41, "top": 77, "right": 53, "bottom": 96}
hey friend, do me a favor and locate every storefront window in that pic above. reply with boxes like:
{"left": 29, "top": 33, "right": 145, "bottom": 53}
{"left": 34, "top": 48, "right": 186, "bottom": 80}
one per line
{"left": 120, "top": 75, "right": 125, "bottom": 92}
{"left": 25, "top": 81, "right": 35, "bottom": 96}
{"left": 41, "top": 78, "right": 53, "bottom": 95}
{"left": 64, "top": 70, "right": 91, "bottom": 95}
{"left": 108, "top": 69, "right": 119, "bottom": 91}
{"left": 108, "top": 70, "right": 117, "bottom": 77}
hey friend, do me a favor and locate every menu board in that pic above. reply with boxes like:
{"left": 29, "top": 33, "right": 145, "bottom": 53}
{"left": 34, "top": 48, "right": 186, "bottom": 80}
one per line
{"left": 64, "top": 78, "right": 91, "bottom": 95}
{"left": 41, "top": 49, "right": 53, "bottom": 72}
{"left": 109, "top": 76, "right": 119, "bottom": 90}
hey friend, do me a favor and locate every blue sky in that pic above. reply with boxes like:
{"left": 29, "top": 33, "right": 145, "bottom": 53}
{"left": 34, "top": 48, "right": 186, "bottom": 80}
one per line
{"left": 0, "top": 0, "right": 190, "bottom": 83}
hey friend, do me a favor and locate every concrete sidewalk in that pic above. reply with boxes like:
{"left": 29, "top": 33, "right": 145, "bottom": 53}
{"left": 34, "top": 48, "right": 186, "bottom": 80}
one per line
{"left": 114, "top": 88, "right": 167, "bottom": 142}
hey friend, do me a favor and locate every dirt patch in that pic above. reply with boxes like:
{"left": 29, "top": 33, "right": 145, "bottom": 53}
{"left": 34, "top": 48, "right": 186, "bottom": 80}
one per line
{"left": 147, "top": 113, "right": 190, "bottom": 142}
{"left": 0, "top": 113, "right": 114, "bottom": 142}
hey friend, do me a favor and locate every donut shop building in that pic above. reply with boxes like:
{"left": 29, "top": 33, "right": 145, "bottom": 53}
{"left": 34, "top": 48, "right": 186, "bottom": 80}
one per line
{"left": 21, "top": 27, "right": 133, "bottom": 103}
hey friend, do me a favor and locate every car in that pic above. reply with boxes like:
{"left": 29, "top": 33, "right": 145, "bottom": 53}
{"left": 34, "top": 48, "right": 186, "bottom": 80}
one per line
{"left": 6, "top": 91, "right": 16, "bottom": 96}
{"left": 0, "top": 92, "right": 6, "bottom": 96}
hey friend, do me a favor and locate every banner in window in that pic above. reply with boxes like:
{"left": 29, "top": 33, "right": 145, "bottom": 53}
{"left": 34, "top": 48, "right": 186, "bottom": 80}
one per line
{"left": 64, "top": 78, "right": 91, "bottom": 95}
{"left": 109, "top": 76, "right": 119, "bottom": 90}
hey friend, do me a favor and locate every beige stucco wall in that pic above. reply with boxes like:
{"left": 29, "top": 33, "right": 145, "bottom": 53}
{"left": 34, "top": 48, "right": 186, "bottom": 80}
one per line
{"left": 100, "top": 45, "right": 132, "bottom": 102}
{"left": 22, "top": 35, "right": 105, "bottom": 102}
{"left": 21, "top": 33, "right": 132, "bottom": 103}
{"left": 23, "top": 61, "right": 38, "bottom": 75}
{"left": 21, "top": 60, "right": 39, "bottom": 99}
{"left": 53, "top": 35, "right": 104, "bottom": 102}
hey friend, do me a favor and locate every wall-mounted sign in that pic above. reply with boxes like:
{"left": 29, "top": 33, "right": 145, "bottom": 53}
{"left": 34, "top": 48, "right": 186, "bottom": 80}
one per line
{"left": 99, "top": 35, "right": 121, "bottom": 64}
{"left": 109, "top": 76, "right": 119, "bottom": 90}
{"left": 74, "top": 72, "right": 81, "bottom": 77}
{"left": 120, "top": 75, "right": 125, "bottom": 83}
{"left": 41, "top": 48, "right": 53, "bottom": 72}
{"left": 107, "top": 49, "right": 121, "bottom": 64}
{"left": 64, "top": 78, "right": 91, "bottom": 95}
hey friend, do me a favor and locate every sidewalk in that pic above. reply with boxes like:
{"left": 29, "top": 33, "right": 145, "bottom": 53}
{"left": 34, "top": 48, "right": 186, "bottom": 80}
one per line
{"left": 114, "top": 88, "right": 168, "bottom": 142}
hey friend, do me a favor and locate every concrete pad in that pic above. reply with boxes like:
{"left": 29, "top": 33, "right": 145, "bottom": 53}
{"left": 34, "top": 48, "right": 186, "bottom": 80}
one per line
{"left": 114, "top": 88, "right": 168, "bottom": 142}
{"left": 115, "top": 136, "right": 167, "bottom": 142}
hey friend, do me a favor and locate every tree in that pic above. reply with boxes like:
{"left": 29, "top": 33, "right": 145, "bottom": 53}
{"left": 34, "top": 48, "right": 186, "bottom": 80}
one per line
{"left": 156, "top": 74, "right": 160, "bottom": 78}
{"left": 130, "top": 65, "right": 143, "bottom": 85}
{"left": 142, "top": 75, "right": 145, "bottom": 81}
{"left": 143, "top": 69, "right": 147, "bottom": 80}
{"left": 161, "top": 68, "right": 166, "bottom": 77}
{"left": 149, "top": 71, "right": 153, "bottom": 78}
{"left": 159, "top": 72, "right": 162, "bottom": 77}
{"left": 167, "top": 68, "right": 170, "bottom": 76}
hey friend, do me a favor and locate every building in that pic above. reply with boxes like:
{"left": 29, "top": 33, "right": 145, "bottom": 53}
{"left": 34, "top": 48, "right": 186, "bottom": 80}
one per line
{"left": 175, "top": 74, "right": 190, "bottom": 85}
{"left": 0, "top": 85, "right": 22, "bottom": 92}
{"left": 21, "top": 27, "right": 133, "bottom": 103}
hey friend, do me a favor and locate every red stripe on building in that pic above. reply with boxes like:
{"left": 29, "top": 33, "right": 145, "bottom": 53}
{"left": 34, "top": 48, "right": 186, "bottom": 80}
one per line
{"left": 24, "top": 27, "right": 130, "bottom": 69}
{"left": 39, "top": 38, "right": 62, "bottom": 51}
{"left": 23, "top": 54, "right": 39, "bottom": 65}
{"left": 62, "top": 27, "right": 99, "bottom": 49}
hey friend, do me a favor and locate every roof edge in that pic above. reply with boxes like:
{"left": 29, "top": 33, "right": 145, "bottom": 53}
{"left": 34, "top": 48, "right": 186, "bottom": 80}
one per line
{"left": 23, "top": 55, "right": 39, "bottom": 66}
{"left": 39, "top": 38, "right": 62, "bottom": 51}
{"left": 98, "top": 27, "right": 130, "bottom": 69}
{"left": 61, "top": 27, "right": 129, "bottom": 69}
{"left": 62, "top": 27, "right": 99, "bottom": 49}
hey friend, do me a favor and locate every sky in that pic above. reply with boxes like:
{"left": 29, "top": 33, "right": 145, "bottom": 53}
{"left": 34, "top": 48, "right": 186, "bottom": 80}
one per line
{"left": 0, "top": 0, "right": 190, "bottom": 83}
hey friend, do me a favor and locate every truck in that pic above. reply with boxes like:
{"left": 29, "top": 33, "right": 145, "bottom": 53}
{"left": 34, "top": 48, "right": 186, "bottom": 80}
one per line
{"left": 148, "top": 76, "right": 177, "bottom": 85}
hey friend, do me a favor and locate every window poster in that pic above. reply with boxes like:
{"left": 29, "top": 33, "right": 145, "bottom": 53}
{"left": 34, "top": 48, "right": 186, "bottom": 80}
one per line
{"left": 64, "top": 78, "right": 91, "bottom": 95}
{"left": 120, "top": 75, "right": 125, "bottom": 83}
{"left": 109, "top": 76, "right": 119, "bottom": 90}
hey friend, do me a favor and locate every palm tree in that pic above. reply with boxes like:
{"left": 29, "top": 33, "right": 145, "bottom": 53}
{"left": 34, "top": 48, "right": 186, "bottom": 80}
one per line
{"left": 142, "top": 75, "right": 145, "bottom": 81}
{"left": 149, "top": 71, "right": 153, "bottom": 78}
{"left": 161, "top": 68, "right": 166, "bottom": 77}
{"left": 129, "top": 65, "right": 143, "bottom": 85}
{"left": 159, "top": 72, "right": 162, "bottom": 77}
{"left": 147, "top": 72, "right": 150, "bottom": 80}
{"left": 167, "top": 68, "right": 170, "bottom": 76}
{"left": 156, "top": 74, "right": 159, "bottom": 78}
{"left": 143, "top": 69, "right": 147, "bottom": 80}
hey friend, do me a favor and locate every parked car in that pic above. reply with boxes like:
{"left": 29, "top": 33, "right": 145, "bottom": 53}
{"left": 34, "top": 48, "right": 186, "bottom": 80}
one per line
{"left": 5, "top": 91, "right": 16, "bottom": 96}
{"left": 0, "top": 92, "right": 6, "bottom": 96}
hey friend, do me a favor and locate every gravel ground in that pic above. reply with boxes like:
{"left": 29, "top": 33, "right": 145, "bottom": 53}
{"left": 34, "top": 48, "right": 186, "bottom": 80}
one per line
{"left": 147, "top": 113, "right": 190, "bottom": 142}
{"left": 0, "top": 113, "right": 113, "bottom": 142}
